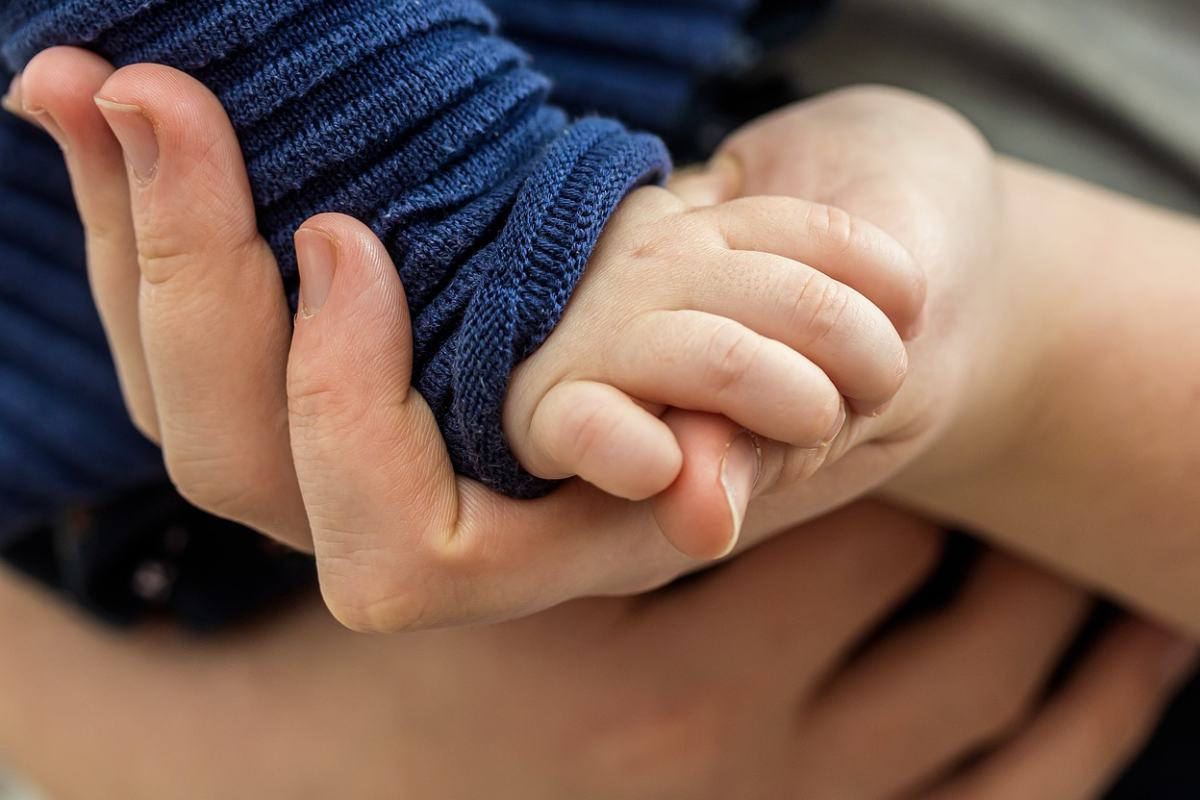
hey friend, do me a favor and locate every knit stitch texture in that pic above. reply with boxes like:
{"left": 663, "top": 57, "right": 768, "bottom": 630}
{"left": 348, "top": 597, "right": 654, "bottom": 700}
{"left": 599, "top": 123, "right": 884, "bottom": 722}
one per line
{"left": 0, "top": 0, "right": 687, "bottom": 504}
{"left": 0, "top": 0, "right": 764, "bottom": 537}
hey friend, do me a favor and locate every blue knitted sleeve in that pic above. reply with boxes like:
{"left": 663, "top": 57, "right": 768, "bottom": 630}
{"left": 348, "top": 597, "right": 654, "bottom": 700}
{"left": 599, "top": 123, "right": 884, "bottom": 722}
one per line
{"left": 489, "top": 0, "right": 759, "bottom": 131}
{"left": 0, "top": 0, "right": 672, "bottom": 500}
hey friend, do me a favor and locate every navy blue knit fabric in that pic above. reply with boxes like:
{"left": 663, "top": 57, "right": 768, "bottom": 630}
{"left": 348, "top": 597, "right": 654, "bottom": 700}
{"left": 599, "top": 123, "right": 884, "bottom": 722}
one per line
{"left": 0, "top": 0, "right": 774, "bottom": 540}
{"left": 0, "top": 87, "right": 165, "bottom": 543}
{"left": 0, "top": 0, "right": 694, "bottom": 515}
{"left": 490, "top": 0, "right": 758, "bottom": 131}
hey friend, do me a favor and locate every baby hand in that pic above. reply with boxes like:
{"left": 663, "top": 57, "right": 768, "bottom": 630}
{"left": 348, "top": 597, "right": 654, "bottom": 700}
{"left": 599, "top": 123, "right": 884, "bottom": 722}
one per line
{"left": 504, "top": 186, "right": 925, "bottom": 555}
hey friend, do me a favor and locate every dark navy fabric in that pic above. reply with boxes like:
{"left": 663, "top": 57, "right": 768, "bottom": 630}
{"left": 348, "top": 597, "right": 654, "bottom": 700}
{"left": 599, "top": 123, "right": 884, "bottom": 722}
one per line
{"left": 0, "top": 0, "right": 781, "bottom": 535}
{"left": 0, "top": 83, "right": 165, "bottom": 544}
{"left": 489, "top": 0, "right": 759, "bottom": 131}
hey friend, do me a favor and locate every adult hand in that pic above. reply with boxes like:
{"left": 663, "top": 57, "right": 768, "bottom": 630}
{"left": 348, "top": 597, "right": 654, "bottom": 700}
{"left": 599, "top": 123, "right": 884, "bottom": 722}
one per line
{"left": 1, "top": 503, "right": 1191, "bottom": 799}
{"left": 9, "top": 52, "right": 941, "bottom": 632}
{"left": 12, "top": 48, "right": 757, "bottom": 630}
{"left": 1, "top": 53, "right": 1074, "bottom": 633}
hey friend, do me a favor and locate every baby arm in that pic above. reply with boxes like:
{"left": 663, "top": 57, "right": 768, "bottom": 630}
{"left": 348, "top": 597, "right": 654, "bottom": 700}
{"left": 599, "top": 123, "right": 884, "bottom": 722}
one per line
{"left": 697, "top": 87, "right": 1200, "bottom": 633}
{"left": 889, "top": 159, "right": 1200, "bottom": 635}
{"left": 503, "top": 185, "right": 924, "bottom": 556}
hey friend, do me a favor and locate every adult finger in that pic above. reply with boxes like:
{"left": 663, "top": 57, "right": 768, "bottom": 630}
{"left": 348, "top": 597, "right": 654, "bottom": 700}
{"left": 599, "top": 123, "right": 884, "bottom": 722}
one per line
{"left": 93, "top": 64, "right": 307, "bottom": 547}
{"left": 18, "top": 47, "right": 157, "bottom": 439}
{"left": 652, "top": 413, "right": 758, "bottom": 560}
{"left": 802, "top": 553, "right": 1091, "bottom": 798}
{"left": 3, "top": 73, "right": 38, "bottom": 125}
{"left": 650, "top": 501, "right": 943, "bottom": 686}
{"left": 924, "top": 618, "right": 1198, "bottom": 800}
{"left": 287, "top": 213, "right": 712, "bottom": 632}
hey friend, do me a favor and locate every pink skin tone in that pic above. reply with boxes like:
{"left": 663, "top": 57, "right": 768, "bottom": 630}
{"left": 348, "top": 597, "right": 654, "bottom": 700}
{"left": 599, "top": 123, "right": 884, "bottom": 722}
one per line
{"left": 9, "top": 55, "right": 1200, "bottom": 639}
{"left": 0, "top": 503, "right": 1193, "bottom": 798}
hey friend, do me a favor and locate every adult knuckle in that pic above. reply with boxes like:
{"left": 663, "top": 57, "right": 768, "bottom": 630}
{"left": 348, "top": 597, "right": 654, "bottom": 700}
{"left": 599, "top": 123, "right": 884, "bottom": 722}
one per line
{"left": 136, "top": 234, "right": 194, "bottom": 286}
{"left": 321, "top": 566, "right": 433, "bottom": 634}
{"left": 310, "top": 523, "right": 439, "bottom": 633}
{"left": 164, "top": 448, "right": 258, "bottom": 520}
{"left": 287, "top": 370, "right": 369, "bottom": 443}
{"left": 82, "top": 217, "right": 133, "bottom": 261}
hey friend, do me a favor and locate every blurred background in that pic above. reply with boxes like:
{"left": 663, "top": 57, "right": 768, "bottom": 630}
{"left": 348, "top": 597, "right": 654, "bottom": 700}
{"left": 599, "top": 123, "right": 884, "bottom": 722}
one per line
{"left": 1, "top": 0, "right": 1196, "bottom": 796}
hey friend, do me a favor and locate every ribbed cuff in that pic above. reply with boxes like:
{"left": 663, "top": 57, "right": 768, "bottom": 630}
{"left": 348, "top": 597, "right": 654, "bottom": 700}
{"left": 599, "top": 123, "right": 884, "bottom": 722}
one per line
{"left": 447, "top": 119, "right": 670, "bottom": 497}
{"left": 1, "top": 0, "right": 674, "bottom": 500}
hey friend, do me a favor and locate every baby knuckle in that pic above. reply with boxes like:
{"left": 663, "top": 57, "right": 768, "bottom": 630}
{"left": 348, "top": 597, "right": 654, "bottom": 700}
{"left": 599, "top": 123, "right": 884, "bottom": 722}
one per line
{"left": 555, "top": 397, "right": 614, "bottom": 469}
{"left": 703, "top": 322, "right": 760, "bottom": 394}
{"left": 881, "top": 342, "right": 910, "bottom": 398}
{"left": 795, "top": 277, "right": 853, "bottom": 347}
{"left": 778, "top": 445, "right": 832, "bottom": 484}
{"left": 806, "top": 203, "right": 857, "bottom": 255}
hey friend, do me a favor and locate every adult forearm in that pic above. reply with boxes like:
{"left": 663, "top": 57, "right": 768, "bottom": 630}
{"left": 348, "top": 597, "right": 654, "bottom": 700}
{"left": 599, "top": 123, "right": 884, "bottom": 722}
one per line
{"left": 891, "top": 158, "right": 1200, "bottom": 634}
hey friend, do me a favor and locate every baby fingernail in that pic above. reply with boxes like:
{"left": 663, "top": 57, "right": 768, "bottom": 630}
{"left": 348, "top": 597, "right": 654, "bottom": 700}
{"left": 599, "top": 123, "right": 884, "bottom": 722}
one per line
{"left": 719, "top": 430, "right": 761, "bottom": 558}
{"left": 295, "top": 228, "right": 338, "bottom": 318}
{"left": 905, "top": 311, "right": 927, "bottom": 340}
{"left": 824, "top": 402, "right": 848, "bottom": 443}
{"left": 95, "top": 97, "right": 159, "bottom": 184}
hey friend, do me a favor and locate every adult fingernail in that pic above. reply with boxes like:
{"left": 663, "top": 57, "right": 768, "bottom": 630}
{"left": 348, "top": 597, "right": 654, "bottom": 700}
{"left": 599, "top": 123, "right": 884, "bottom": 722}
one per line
{"left": 295, "top": 228, "right": 337, "bottom": 318}
{"left": 27, "top": 108, "right": 68, "bottom": 151}
{"left": 94, "top": 97, "right": 159, "bottom": 184}
{"left": 1, "top": 74, "right": 21, "bottom": 115}
{"left": 718, "top": 430, "right": 761, "bottom": 558}
{"left": 1160, "top": 637, "right": 1199, "bottom": 687}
